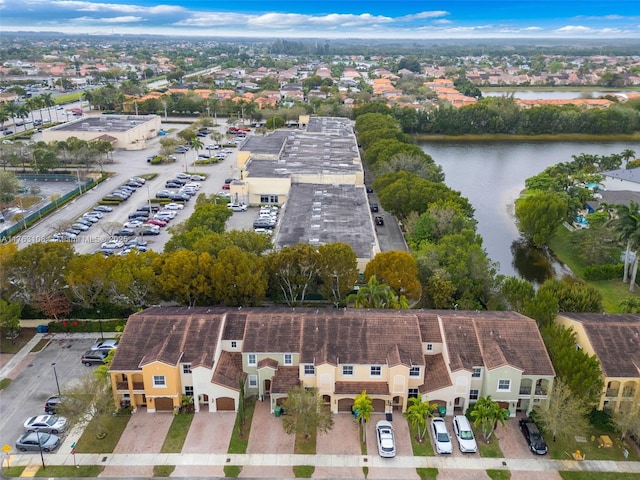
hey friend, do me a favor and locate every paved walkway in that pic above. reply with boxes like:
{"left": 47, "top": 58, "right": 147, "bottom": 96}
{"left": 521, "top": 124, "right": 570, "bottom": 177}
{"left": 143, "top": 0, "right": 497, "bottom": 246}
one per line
{"left": 3, "top": 334, "right": 640, "bottom": 477}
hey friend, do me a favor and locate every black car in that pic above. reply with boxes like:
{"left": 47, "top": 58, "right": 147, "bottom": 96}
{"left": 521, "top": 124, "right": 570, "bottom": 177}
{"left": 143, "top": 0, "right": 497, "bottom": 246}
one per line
{"left": 375, "top": 216, "right": 384, "bottom": 226}
{"left": 169, "top": 193, "right": 190, "bottom": 202}
{"left": 165, "top": 182, "right": 183, "bottom": 189}
{"left": 81, "top": 350, "right": 108, "bottom": 366}
{"left": 128, "top": 212, "right": 149, "bottom": 220}
{"left": 114, "top": 229, "right": 136, "bottom": 237}
{"left": 370, "top": 203, "right": 379, "bottom": 212}
{"left": 253, "top": 219, "right": 275, "bottom": 229}
{"left": 44, "top": 395, "right": 62, "bottom": 414}
{"left": 519, "top": 419, "right": 548, "bottom": 455}
{"left": 155, "top": 191, "right": 172, "bottom": 199}
{"left": 136, "top": 205, "right": 159, "bottom": 213}
{"left": 140, "top": 228, "right": 160, "bottom": 236}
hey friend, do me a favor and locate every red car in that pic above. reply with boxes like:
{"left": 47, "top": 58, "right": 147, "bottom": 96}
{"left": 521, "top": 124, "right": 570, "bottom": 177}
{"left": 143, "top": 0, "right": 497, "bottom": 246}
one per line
{"left": 146, "top": 218, "right": 167, "bottom": 227}
{"left": 222, "top": 184, "right": 230, "bottom": 190}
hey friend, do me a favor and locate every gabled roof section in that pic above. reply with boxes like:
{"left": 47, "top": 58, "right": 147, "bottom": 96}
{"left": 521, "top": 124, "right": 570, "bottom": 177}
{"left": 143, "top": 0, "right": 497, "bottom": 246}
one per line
{"left": 421, "top": 354, "right": 452, "bottom": 394}
{"left": 558, "top": 313, "right": 640, "bottom": 378}
{"left": 257, "top": 358, "right": 278, "bottom": 370}
{"left": 110, "top": 307, "right": 224, "bottom": 371}
{"left": 222, "top": 311, "right": 248, "bottom": 340}
{"left": 416, "top": 310, "right": 442, "bottom": 343}
{"left": 211, "top": 351, "right": 245, "bottom": 391}
{"left": 271, "top": 366, "right": 301, "bottom": 394}
{"left": 242, "top": 310, "right": 304, "bottom": 354}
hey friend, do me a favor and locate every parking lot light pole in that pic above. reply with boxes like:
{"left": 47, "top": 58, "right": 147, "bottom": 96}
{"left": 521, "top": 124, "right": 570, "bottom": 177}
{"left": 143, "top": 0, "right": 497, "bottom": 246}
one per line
{"left": 35, "top": 429, "right": 45, "bottom": 470}
{"left": 97, "top": 309, "right": 103, "bottom": 340}
{"left": 51, "top": 363, "right": 61, "bottom": 396}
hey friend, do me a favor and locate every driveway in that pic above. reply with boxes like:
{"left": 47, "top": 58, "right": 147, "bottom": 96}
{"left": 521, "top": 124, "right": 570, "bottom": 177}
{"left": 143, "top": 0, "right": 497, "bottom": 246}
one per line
{"left": 313, "top": 413, "right": 363, "bottom": 479}
{"left": 365, "top": 413, "right": 418, "bottom": 480}
{"left": 239, "top": 398, "right": 294, "bottom": 478}
{"left": 99, "top": 408, "right": 173, "bottom": 478}
{"left": 171, "top": 411, "right": 235, "bottom": 477}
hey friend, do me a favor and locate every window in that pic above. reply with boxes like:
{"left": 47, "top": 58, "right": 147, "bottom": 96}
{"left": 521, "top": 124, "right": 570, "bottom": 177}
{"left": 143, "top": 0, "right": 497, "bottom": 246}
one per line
{"left": 284, "top": 353, "right": 293, "bottom": 365}
{"left": 182, "top": 364, "right": 192, "bottom": 374}
{"left": 472, "top": 367, "right": 482, "bottom": 378}
{"left": 153, "top": 375, "right": 166, "bottom": 387}
{"left": 370, "top": 365, "right": 381, "bottom": 377}
{"left": 342, "top": 365, "right": 354, "bottom": 376}
{"left": 408, "top": 388, "right": 419, "bottom": 399}
{"left": 260, "top": 194, "right": 279, "bottom": 204}
{"left": 409, "top": 366, "right": 421, "bottom": 377}
{"left": 184, "top": 386, "right": 194, "bottom": 396}
{"left": 248, "top": 375, "right": 258, "bottom": 388}
{"left": 248, "top": 354, "right": 257, "bottom": 366}
{"left": 498, "top": 379, "right": 511, "bottom": 392}
{"left": 304, "top": 365, "right": 315, "bottom": 376}
{"left": 469, "top": 389, "right": 479, "bottom": 401}
{"left": 231, "top": 340, "right": 237, "bottom": 349}
{"left": 426, "top": 343, "right": 433, "bottom": 351}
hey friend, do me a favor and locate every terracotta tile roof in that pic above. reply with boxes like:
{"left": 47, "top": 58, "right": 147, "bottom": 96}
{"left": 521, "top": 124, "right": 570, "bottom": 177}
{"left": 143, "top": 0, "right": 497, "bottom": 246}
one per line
{"left": 211, "top": 351, "right": 245, "bottom": 390}
{"left": 558, "top": 313, "right": 640, "bottom": 378}
{"left": 242, "top": 310, "right": 304, "bottom": 354}
{"left": 334, "top": 381, "right": 389, "bottom": 395}
{"left": 257, "top": 358, "right": 278, "bottom": 369}
{"left": 421, "top": 354, "right": 452, "bottom": 394}
{"left": 110, "top": 307, "right": 224, "bottom": 371}
{"left": 416, "top": 311, "right": 442, "bottom": 343}
{"left": 222, "top": 311, "right": 247, "bottom": 340}
{"left": 271, "top": 366, "right": 301, "bottom": 394}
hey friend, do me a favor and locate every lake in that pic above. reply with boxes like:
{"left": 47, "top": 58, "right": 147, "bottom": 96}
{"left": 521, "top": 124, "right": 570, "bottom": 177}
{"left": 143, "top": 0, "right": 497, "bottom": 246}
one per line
{"left": 418, "top": 140, "right": 640, "bottom": 279}
{"left": 482, "top": 90, "right": 634, "bottom": 100}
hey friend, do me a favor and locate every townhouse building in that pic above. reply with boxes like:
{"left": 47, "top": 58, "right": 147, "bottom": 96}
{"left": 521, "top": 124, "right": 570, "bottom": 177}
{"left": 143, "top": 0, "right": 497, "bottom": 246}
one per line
{"left": 109, "top": 308, "right": 554, "bottom": 417}
{"left": 555, "top": 313, "right": 640, "bottom": 413}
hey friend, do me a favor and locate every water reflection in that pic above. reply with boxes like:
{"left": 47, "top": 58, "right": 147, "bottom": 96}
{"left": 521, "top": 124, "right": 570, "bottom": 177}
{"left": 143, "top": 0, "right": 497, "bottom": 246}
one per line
{"left": 511, "top": 239, "right": 575, "bottom": 285}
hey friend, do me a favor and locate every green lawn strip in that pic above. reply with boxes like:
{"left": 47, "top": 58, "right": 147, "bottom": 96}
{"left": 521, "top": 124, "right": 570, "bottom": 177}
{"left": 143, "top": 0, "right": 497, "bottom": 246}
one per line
{"left": 30, "top": 339, "right": 50, "bottom": 353}
{"left": 75, "top": 415, "right": 130, "bottom": 453}
{"left": 160, "top": 413, "right": 193, "bottom": 453}
{"left": 560, "top": 473, "right": 640, "bottom": 480}
{"left": 416, "top": 467, "right": 438, "bottom": 480}
{"left": 55, "top": 92, "right": 83, "bottom": 104}
{"left": 227, "top": 395, "right": 256, "bottom": 454}
{"left": 486, "top": 470, "right": 511, "bottom": 480}
{"left": 0, "top": 378, "right": 11, "bottom": 390}
{"left": 223, "top": 465, "right": 242, "bottom": 477}
{"left": 294, "top": 427, "right": 316, "bottom": 454}
{"left": 34, "top": 465, "right": 103, "bottom": 477}
{"left": 547, "top": 429, "right": 639, "bottom": 461}
{"left": 1, "top": 466, "right": 25, "bottom": 477}
{"left": 153, "top": 465, "right": 175, "bottom": 477}
{"left": 476, "top": 436, "right": 503, "bottom": 458}
{"left": 407, "top": 422, "right": 435, "bottom": 456}
{"left": 293, "top": 465, "right": 315, "bottom": 478}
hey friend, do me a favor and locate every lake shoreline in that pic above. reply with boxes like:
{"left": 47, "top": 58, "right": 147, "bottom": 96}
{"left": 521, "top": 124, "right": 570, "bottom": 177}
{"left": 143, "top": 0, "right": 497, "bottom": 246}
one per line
{"left": 415, "top": 133, "right": 640, "bottom": 142}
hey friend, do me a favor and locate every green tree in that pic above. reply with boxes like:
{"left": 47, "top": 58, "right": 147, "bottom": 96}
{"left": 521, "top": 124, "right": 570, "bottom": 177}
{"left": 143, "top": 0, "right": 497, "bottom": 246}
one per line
{"left": 281, "top": 386, "right": 334, "bottom": 440}
{"left": 153, "top": 251, "right": 216, "bottom": 306}
{"left": 611, "top": 406, "right": 640, "bottom": 441}
{"left": 537, "top": 278, "right": 603, "bottom": 313}
{"left": 268, "top": 244, "right": 319, "bottom": 306}
{"left": 404, "top": 397, "right": 438, "bottom": 442}
{"left": 533, "top": 379, "right": 589, "bottom": 442}
{"left": 515, "top": 192, "right": 567, "bottom": 247}
{"left": 108, "top": 251, "right": 159, "bottom": 310}
{"left": 541, "top": 323, "right": 604, "bottom": 405}
{"left": 0, "top": 171, "right": 21, "bottom": 208}
{"left": 65, "top": 254, "right": 113, "bottom": 310}
{"left": 523, "top": 289, "right": 559, "bottom": 327}
{"left": 501, "top": 277, "right": 535, "bottom": 313}
{"left": 184, "top": 202, "right": 232, "bottom": 234}
{"left": 610, "top": 201, "right": 640, "bottom": 287}
{"left": 469, "top": 396, "right": 510, "bottom": 442}
{"left": 353, "top": 390, "right": 374, "bottom": 443}
{"left": 210, "top": 246, "right": 267, "bottom": 306}
{"left": 316, "top": 243, "right": 359, "bottom": 307}
{"left": 364, "top": 251, "right": 422, "bottom": 303}
{"left": 347, "top": 275, "right": 408, "bottom": 309}
{"left": 0, "top": 299, "right": 21, "bottom": 341}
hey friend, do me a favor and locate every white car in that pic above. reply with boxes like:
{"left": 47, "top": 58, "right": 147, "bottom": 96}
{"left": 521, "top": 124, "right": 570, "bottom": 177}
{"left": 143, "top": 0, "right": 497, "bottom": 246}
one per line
{"left": 228, "top": 203, "right": 248, "bottom": 212}
{"left": 84, "top": 211, "right": 103, "bottom": 218}
{"left": 164, "top": 203, "right": 184, "bottom": 210}
{"left": 123, "top": 220, "right": 143, "bottom": 229}
{"left": 190, "top": 174, "right": 206, "bottom": 181}
{"left": 452, "top": 415, "right": 478, "bottom": 453}
{"left": 375, "top": 420, "right": 396, "bottom": 458}
{"left": 217, "top": 191, "right": 231, "bottom": 198}
{"left": 431, "top": 418, "right": 453, "bottom": 454}
{"left": 90, "top": 339, "right": 118, "bottom": 351}
{"left": 24, "top": 415, "right": 68, "bottom": 434}
{"left": 101, "top": 240, "right": 124, "bottom": 249}
{"left": 205, "top": 144, "right": 220, "bottom": 150}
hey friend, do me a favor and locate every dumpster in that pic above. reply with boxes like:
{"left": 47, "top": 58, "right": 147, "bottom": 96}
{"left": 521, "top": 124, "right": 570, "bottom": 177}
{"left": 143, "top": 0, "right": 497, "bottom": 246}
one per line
{"left": 438, "top": 406, "right": 446, "bottom": 417}
{"left": 385, "top": 412, "right": 393, "bottom": 422}
{"left": 274, "top": 405, "right": 282, "bottom": 417}
{"left": 36, "top": 325, "right": 49, "bottom": 333}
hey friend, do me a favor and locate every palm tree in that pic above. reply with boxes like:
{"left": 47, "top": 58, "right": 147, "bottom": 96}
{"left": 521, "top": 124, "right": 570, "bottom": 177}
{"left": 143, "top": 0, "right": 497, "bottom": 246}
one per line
{"left": 353, "top": 390, "right": 373, "bottom": 443}
{"left": 346, "top": 275, "right": 408, "bottom": 309}
{"left": 611, "top": 201, "right": 640, "bottom": 285}
{"left": 404, "top": 397, "right": 438, "bottom": 442}
{"left": 469, "top": 395, "right": 509, "bottom": 443}
{"left": 621, "top": 149, "right": 636, "bottom": 167}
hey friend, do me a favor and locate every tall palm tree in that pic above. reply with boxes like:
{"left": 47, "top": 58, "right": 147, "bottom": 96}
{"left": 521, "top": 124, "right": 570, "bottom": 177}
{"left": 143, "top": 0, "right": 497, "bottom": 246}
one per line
{"left": 404, "top": 397, "right": 438, "bottom": 442}
{"left": 347, "top": 275, "right": 408, "bottom": 309}
{"left": 621, "top": 149, "right": 636, "bottom": 167}
{"left": 611, "top": 201, "right": 640, "bottom": 284}
{"left": 353, "top": 390, "right": 373, "bottom": 443}
{"left": 469, "top": 396, "right": 509, "bottom": 442}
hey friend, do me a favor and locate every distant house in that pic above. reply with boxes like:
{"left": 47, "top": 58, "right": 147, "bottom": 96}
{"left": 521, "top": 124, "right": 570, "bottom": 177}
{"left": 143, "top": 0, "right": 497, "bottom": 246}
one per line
{"left": 601, "top": 169, "right": 640, "bottom": 192}
{"left": 555, "top": 313, "right": 640, "bottom": 413}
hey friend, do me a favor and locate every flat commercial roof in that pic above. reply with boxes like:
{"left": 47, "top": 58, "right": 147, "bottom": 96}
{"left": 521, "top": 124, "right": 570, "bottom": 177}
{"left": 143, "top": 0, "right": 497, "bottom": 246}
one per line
{"left": 276, "top": 183, "right": 376, "bottom": 258}
{"left": 50, "top": 114, "right": 158, "bottom": 133}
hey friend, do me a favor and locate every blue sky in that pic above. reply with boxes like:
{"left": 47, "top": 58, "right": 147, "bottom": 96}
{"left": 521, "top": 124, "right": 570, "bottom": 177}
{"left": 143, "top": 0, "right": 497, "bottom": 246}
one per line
{"left": 1, "top": 1, "right": 639, "bottom": 38}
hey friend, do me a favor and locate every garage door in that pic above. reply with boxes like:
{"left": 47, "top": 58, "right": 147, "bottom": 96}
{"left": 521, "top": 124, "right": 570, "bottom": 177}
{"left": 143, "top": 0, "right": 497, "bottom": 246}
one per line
{"left": 155, "top": 397, "right": 174, "bottom": 411}
{"left": 338, "top": 398, "right": 354, "bottom": 412}
{"left": 372, "top": 399, "right": 385, "bottom": 412}
{"left": 216, "top": 397, "right": 235, "bottom": 411}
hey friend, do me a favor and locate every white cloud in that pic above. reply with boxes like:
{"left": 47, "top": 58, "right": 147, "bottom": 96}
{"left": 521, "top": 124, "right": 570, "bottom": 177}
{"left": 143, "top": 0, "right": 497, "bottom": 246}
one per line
{"left": 398, "top": 11, "right": 449, "bottom": 21}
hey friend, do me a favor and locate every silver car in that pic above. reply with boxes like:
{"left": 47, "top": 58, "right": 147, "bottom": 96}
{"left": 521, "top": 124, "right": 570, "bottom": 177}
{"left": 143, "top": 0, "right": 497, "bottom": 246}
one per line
{"left": 24, "top": 414, "right": 68, "bottom": 434}
{"left": 16, "top": 432, "right": 60, "bottom": 452}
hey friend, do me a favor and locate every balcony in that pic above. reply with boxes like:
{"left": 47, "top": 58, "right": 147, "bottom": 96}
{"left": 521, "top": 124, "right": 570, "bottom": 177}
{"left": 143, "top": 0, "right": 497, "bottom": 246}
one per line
{"left": 535, "top": 386, "right": 548, "bottom": 396}
{"left": 116, "top": 381, "right": 145, "bottom": 392}
{"left": 519, "top": 386, "right": 532, "bottom": 395}
{"left": 606, "top": 388, "right": 619, "bottom": 398}
{"left": 622, "top": 389, "right": 636, "bottom": 398}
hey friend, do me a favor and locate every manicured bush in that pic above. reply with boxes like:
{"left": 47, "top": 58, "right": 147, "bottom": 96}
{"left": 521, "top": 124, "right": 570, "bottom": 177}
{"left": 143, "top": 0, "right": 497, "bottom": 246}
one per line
{"left": 583, "top": 263, "right": 624, "bottom": 281}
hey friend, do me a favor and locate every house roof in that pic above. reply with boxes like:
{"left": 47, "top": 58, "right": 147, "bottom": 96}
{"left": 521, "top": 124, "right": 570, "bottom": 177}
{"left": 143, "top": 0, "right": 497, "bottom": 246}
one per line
{"left": 110, "top": 307, "right": 224, "bottom": 371}
{"left": 558, "top": 313, "right": 640, "bottom": 378}
{"left": 602, "top": 168, "right": 640, "bottom": 184}
{"left": 421, "top": 354, "right": 452, "bottom": 394}
{"left": 211, "top": 351, "right": 245, "bottom": 390}
{"left": 334, "top": 381, "right": 389, "bottom": 395}
{"left": 416, "top": 311, "right": 442, "bottom": 344}
{"left": 271, "top": 366, "right": 301, "bottom": 394}
{"left": 222, "top": 311, "right": 247, "bottom": 340}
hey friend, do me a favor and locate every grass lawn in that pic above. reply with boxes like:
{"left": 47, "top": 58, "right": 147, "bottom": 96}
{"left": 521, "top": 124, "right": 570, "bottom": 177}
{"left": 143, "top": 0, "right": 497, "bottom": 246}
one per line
{"left": 486, "top": 470, "right": 511, "bottom": 480}
{"left": 1, "top": 466, "right": 25, "bottom": 477}
{"left": 548, "top": 227, "right": 639, "bottom": 312}
{"left": 292, "top": 465, "right": 315, "bottom": 478}
{"left": 294, "top": 428, "right": 316, "bottom": 454}
{"left": 408, "top": 422, "right": 435, "bottom": 456}
{"left": 75, "top": 414, "right": 130, "bottom": 453}
{"left": 560, "top": 473, "right": 640, "bottom": 480}
{"left": 152, "top": 465, "right": 175, "bottom": 477}
{"left": 477, "top": 436, "right": 504, "bottom": 458}
{"left": 160, "top": 413, "right": 193, "bottom": 453}
{"left": 34, "top": 465, "right": 103, "bottom": 477}
{"left": 223, "top": 465, "right": 242, "bottom": 477}
{"left": 548, "top": 429, "right": 640, "bottom": 461}
{"left": 227, "top": 395, "right": 256, "bottom": 454}
{"left": 0, "top": 327, "right": 36, "bottom": 354}
{"left": 416, "top": 467, "right": 438, "bottom": 480}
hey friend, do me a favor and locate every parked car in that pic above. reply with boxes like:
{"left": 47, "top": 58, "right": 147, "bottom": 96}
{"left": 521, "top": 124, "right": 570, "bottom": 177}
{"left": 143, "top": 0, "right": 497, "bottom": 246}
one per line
{"left": 375, "top": 420, "right": 396, "bottom": 458}
{"left": 75, "top": 218, "right": 93, "bottom": 227}
{"left": 81, "top": 350, "right": 109, "bottom": 366}
{"left": 221, "top": 183, "right": 230, "bottom": 190}
{"left": 375, "top": 216, "right": 384, "bottom": 226}
{"left": 147, "top": 218, "right": 167, "bottom": 227}
{"left": 155, "top": 191, "right": 172, "bottom": 199}
{"left": 431, "top": 418, "right": 453, "bottom": 454}
{"left": 228, "top": 203, "right": 248, "bottom": 212}
{"left": 71, "top": 223, "right": 89, "bottom": 231}
{"left": 190, "top": 174, "right": 206, "bottom": 181}
{"left": 101, "top": 240, "right": 124, "bottom": 249}
{"left": 163, "top": 203, "right": 184, "bottom": 210}
{"left": 169, "top": 193, "right": 190, "bottom": 202}
{"left": 165, "top": 181, "right": 183, "bottom": 189}
{"left": 452, "top": 415, "right": 477, "bottom": 453}
{"left": 24, "top": 415, "right": 68, "bottom": 434}
{"left": 128, "top": 212, "right": 149, "bottom": 220}
{"left": 93, "top": 205, "right": 113, "bottom": 212}
{"left": 90, "top": 339, "right": 118, "bottom": 351}
{"left": 44, "top": 395, "right": 62, "bottom": 414}
{"left": 519, "top": 418, "right": 548, "bottom": 455}
{"left": 140, "top": 228, "right": 160, "bottom": 236}
{"left": 123, "top": 220, "right": 143, "bottom": 229}
{"left": 130, "top": 176, "right": 146, "bottom": 184}
{"left": 15, "top": 432, "right": 60, "bottom": 452}
{"left": 81, "top": 215, "right": 99, "bottom": 223}
{"left": 176, "top": 172, "right": 191, "bottom": 180}
{"left": 114, "top": 229, "right": 136, "bottom": 237}
{"left": 370, "top": 203, "right": 379, "bottom": 212}
{"left": 167, "top": 178, "right": 187, "bottom": 185}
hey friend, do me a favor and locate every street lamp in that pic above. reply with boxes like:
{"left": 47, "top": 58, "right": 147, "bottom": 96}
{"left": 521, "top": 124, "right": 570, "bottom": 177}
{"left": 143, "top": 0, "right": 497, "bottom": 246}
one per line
{"left": 51, "top": 363, "right": 60, "bottom": 396}
{"left": 97, "top": 309, "right": 103, "bottom": 340}
{"left": 34, "top": 429, "right": 45, "bottom": 470}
